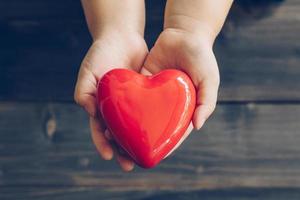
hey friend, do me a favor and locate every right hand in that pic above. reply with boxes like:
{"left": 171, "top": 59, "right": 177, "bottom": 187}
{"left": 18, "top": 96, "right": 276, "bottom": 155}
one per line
{"left": 74, "top": 31, "right": 148, "bottom": 171}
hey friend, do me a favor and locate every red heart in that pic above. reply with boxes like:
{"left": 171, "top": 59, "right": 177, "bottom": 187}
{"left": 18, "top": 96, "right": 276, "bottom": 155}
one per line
{"left": 97, "top": 69, "right": 196, "bottom": 168}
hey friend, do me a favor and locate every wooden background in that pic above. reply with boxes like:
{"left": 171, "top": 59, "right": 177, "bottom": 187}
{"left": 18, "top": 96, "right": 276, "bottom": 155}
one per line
{"left": 1, "top": 0, "right": 300, "bottom": 199}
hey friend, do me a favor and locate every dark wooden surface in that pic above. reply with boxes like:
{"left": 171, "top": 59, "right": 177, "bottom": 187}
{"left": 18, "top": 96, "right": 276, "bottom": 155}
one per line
{"left": 1, "top": 103, "right": 300, "bottom": 199}
{"left": 1, "top": 0, "right": 300, "bottom": 199}
{"left": 0, "top": 0, "right": 300, "bottom": 102}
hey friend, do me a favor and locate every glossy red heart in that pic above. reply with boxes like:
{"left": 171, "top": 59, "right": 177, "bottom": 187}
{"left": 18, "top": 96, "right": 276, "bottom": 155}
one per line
{"left": 97, "top": 69, "right": 196, "bottom": 168}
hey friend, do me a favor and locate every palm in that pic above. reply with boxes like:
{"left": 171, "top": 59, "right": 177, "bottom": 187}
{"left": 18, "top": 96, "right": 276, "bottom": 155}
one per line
{"left": 144, "top": 29, "right": 220, "bottom": 131}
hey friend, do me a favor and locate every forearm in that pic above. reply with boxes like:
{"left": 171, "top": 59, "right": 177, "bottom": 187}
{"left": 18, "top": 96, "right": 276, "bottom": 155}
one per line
{"left": 164, "top": 0, "right": 233, "bottom": 44}
{"left": 81, "top": 0, "right": 145, "bottom": 40}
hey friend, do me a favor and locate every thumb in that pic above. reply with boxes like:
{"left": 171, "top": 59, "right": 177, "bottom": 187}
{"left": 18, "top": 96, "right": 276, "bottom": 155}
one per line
{"left": 193, "top": 76, "right": 219, "bottom": 130}
{"left": 74, "top": 67, "right": 98, "bottom": 118}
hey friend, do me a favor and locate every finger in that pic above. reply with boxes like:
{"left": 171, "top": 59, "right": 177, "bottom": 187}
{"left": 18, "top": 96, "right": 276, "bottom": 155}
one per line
{"left": 108, "top": 140, "right": 135, "bottom": 172}
{"left": 164, "top": 122, "right": 193, "bottom": 158}
{"left": 193, "top": 78, "right": 219, "bottom": 130}
{"left": 90, "top": 117, "right": 113, "bottom": 160}
{"left": 74, "top": 67, "right": 98, "bottom": 117}
{"left": 140, "top": 67, "right": 152, "bottom": 76}
{"left": 116, "top": 153, "right": 135, "bottom": 172}
{"left": 143, "top": 50, "right": 164, "bottom": 74}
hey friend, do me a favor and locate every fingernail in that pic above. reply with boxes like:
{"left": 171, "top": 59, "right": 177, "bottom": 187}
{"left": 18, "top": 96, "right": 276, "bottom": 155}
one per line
{"left": 196, "top": 118, "right": 205, "bottom": 130}
{"left": 101, "top": 145, "right": 113, "bottom": 160}
{"left": 103, "top": 153, "right": 113, "bottom": 161}
{"left": 125, "top": 163, "right": 134, "bottom": 172}
{"left": 121, "top": 160, "right": 134, "bottom": 172}
{"left": 104, "top": 129, "right": 113, "bottom": 140}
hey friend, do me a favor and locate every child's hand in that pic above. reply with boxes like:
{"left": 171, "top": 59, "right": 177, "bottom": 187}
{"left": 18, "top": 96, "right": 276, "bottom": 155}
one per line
{"left": 75, "top": 0, "right": 147, "bottom": 172}
{"left": 144, "top": 29, "right": 220, "bottom": 130}
{"left": 144, "top": 0, "right": 232, "bottom": 131}
{"left": 74, "top": 32, "right": 148, "bottom": 171}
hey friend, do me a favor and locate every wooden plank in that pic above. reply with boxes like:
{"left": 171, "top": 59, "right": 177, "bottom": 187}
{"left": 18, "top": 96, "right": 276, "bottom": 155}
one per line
{"left": 0, "top": 0, "right": 84, "bottom": 19}
{"left": 0, "top": 19, "right": 90, "bottom": 102}
{"left": 217, "top": 0, "right": 300, "bottom": 101}
{"left": 1, "top": 0, "right": 300, "bottom": 101}
{"left": 1, "top": 187, "right": 300, "bottom": 200}
{"left": 0, "top": 0, "right": 286, "bottom": 20}
{"left": 1, "top": 102, "right": 300, "bottom": 189}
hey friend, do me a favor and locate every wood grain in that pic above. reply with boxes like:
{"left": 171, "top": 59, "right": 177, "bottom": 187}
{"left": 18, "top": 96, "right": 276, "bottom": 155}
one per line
{"left": 1, "top": 0, "right": 300, "bottom": 199}
{"left": 1, "top": 187, "right": 300, "bottom": 200}
{"left": 1, "top": 102, "right": 300, "bottom": 189}
{"left": 0, "top": 0, "right": 300, "bottom": 101}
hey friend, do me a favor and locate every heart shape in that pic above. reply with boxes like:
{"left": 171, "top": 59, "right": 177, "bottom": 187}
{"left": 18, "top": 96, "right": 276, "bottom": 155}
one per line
{"left": 97, "top": 69, "right": 196, "bottom": 168}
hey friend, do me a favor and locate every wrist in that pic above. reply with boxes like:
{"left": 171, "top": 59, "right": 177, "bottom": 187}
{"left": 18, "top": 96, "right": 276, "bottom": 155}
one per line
{"left": 92, "top": 28, "right": 144, "bottom": 43}
{"left": 90, "top": 25, "right": 145, "bottom": 42}
{"left": 164, "top": 0, "right": 232, "bottom": 46}
{"left": 92, "top": 29, "right": 147, "bottom": 58}
{"left": 156, "top": 28, "right": 215, "bottom": 66}
{"left": 164, "top": 15, "right": 217, "bottom": 47}
{"left": 81, "top": 0, "right": 145, "bottom": 41}
{"left": 162, "top": 26, "right": 215, "bottom": 50}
